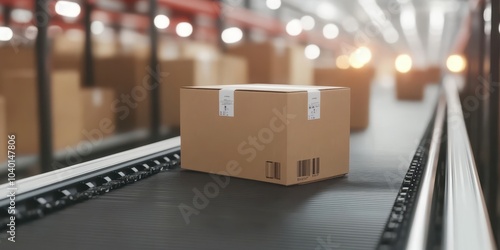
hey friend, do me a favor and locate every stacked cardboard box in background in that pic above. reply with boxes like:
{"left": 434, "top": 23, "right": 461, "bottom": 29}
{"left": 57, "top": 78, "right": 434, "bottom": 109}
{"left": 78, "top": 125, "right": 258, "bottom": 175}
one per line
{"left": 180, "top": 85, "right": 350, "bottom": 185}
{"left": 81, "top": 88, "right": 116, "bottom": 140}
{"left": 0, "top": 96, "right": 6, "bottom": 162}
{"left": 160, "top": 58, "right": 219, "bottom": 127}
{"left": 425, "top": 66, "right": 441, "bottom": 84}
{"left": 227, "top": 42, "right": 313, "bottom": 84}
{"left": 0, "top": 70, "right": 82, "bottom": 155}
{"left": 314, "top": 67, "right": 374, "bottom": 130}
{"left": 395, "top": 70, "right": 426, "bottom": 100}
{"left": 160, "top": 53, "right": 249, "bottom": 128}
{"left": 287, "top": 44, "right": 313, "bottom": 85}
{"left": 217, "top": 54, "right": 248, "bottom": 85}
{"left": 93, "top": 55, "right": 150, "bottom": 132}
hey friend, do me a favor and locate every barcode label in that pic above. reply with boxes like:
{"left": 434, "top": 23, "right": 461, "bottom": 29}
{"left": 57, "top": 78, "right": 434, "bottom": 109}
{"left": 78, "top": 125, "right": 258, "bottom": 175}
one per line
{"left": 297, "top": 157, "right": 320, "bottom": 179}
{"left": 266, "top": 161, "right": 281, "bottom": 180}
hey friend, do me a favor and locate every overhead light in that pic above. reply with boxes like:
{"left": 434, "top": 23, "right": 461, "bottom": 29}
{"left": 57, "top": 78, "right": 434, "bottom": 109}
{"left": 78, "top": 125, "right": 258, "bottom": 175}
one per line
{"left": 221, "top": 27, "right": 243, "bottom": 44}
{"left": 286, "top": 19, "right": 302, "bottom": 36}
{"left": 91, "top": 21, "right": 105, "bottom": 35}
{"left": 342, "top": 17, "right": 359, "bottom": 33}
{"left": 316, "top": 2, "right": 336, "bottom": 20}
{"left": 300, "top": 16, "right": 315, "bottom": 31}
{"left": 400, "top": 6, "right": 416, "bottom": 30}
{"left": 11, "top": 9, "right": 33, "bottom": 23}
{"left": 484, "top": 4, "right": 492, "bottom": 22}
{"left": 349, "top": 53, "right": 364, "bottom": 69}
{"left": 446, "top": 54, "right": 466, "bottom": 73}
{"left": 176, "top": 22, "right": 193, "bottom": 37}
{"left": 154, "top": 14, "right": 170, "bottom": 29}
{"left": 266, "top": 0, "right": 281, "bottom": 10}
{"left": 336, "top": 55, "right": 350, "bottom": 69}
{"left": 25, "top": 25, "right": 38, "bottom": 40}
{"left": 55, "top": 1, "right": 81, "bottom": 18}
{"left": 353, "top": 47, "right": 372, "bottom": 65}
{"left": 0, "top": 27, "right": 14, "bottom": 41}
{"left": 323, "top": 24, "right": 339, "bottom": 39}
{"left": 395, "top": 54, "right": 412, "bottom": 73}
{"left": 304, "top": 44, "right": 320, "bottom": 60}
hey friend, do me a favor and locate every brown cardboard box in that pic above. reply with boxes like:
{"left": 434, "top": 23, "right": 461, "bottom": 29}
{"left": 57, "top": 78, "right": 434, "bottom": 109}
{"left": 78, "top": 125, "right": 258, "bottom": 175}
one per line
{"left": 180, "top": 84, "right": 350, "bottom": 185}
{"left": 227, "top": 42, "right": 288, "bottom": 84}
{"left": 218, "top": 54, "right": 248, "bottom": 85}
{"left": 161, "top": 58, "right": 219, "bottom": 127}
{"left": 425, "top": 66, "right": 441, "bottom": 84}
{"left": 81, "top": 88, "right": 116, "bottom": 139}
{"left": 160, "top": 39, "right": 219, "bottom": 60}
{"left": 287, "top": 45, "right": 313, "bottom": 85}
{"left": 0, "top": 47, "right": 35, "bottom": 82}
{"left": 396, "top": 70, "right": 426, "bottom": 100}
{"left": 94, "top": 55, "right": 150, "bottom": 132}
{"left": 0, "top": 96, "right": 6, "bottom": 162}
{"left": 0, "top": 70, "right": 83, "bottom": 154}
{"left": 228, "top": 42, "right": 312, "bottom": 84}
{"left": 314, "top": 67, "right": 374, "bottom": 130}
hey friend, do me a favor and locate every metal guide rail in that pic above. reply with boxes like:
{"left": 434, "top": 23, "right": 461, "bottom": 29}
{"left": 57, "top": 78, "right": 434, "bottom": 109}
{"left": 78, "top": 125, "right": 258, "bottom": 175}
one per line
{"left": 377, "top": 76, "right": 496, "bottom": 250}
{"left": 0, "top": 137, "right": 181, "bottom": 229}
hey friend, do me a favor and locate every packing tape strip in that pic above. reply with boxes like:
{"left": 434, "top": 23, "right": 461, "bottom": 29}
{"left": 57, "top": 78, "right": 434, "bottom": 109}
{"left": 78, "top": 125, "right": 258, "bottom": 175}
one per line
{"left": 219, "top": 86, "right": 321, "bottom": 120}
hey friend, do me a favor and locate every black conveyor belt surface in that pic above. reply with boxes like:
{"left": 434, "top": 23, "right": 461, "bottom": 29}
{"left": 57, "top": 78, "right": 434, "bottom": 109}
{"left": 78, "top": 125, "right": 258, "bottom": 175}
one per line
{"left": 4, "top": 83, "right": 439, "bottom": 250}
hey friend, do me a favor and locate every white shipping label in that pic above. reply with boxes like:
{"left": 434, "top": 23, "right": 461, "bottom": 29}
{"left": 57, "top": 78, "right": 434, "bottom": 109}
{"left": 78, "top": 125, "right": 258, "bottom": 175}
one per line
{"left": 92, "top": 90, "right": 104, "bottom": 107}
{"left": 219, "top": 88, "right": 235, "bottom": 117}
{"left": 307, "top": 90, "right": 321, "bottom": 120}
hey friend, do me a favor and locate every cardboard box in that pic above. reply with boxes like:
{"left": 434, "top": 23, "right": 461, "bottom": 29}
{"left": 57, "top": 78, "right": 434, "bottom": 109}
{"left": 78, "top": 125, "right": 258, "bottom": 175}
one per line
{"left": 159, "top": 40, "right": 219, "bottom": 60}
{"left": 425, "top": 66, "right": 441, "bottom": 84}
{"left": 0, "top": 47, "right": 35, "bottom": 82}
{"left": 0, "top": 70, "right": 83, "bottom": 154}
{"left": 0, "top": 96, "right": 6, "bottom": 162}
{"left": 287, "top": 44, "right": 313, "bottom": 85}
{"left": 228, "top": 42, "right": 311, "bottom": 84}
{"left": 81, "top": 88, "right": 116, "bottom": 139}
{"left": 217, "top": 54, "right": 248, "bottom": 85}
{"left": 395, "top": 70, "right": 425, "bottom": 100}
{"left": 93, "top": 55, "right": 150, "bottom": 132}
{"left": 314, "top": 67, "right": 374, "bottom": 130}
{"left": 160, "top": 58, "right": 219, "bottom": 127}
{"left": 180, "top": 84, "right": 350, "bottom": 185}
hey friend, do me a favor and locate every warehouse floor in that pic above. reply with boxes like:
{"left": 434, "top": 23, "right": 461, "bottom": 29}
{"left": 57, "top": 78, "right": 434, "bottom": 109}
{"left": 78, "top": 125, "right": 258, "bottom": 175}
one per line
{"left": 3, "top": 83, "right": 439, "bottom": 249}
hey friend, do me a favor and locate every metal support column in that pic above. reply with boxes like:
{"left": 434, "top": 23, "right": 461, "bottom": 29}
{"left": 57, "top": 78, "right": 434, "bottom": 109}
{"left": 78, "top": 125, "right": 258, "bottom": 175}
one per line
{"left": 489, "top": 0, "right": 500, "bottom": 241}
{"left": 243, "top": 0, "right": 250, "bottom": 41}
{"left": 216, "top": 0, "right": 226, "bottom": 52}
{"left": 35, "top": 0, "right": 53, "bottom": 172}
{"left": 83, "top": 2, "right": 94, "bottom": 86}
{"left": 3, "top": 6, "right": 11, "bottom": 26}
{"left": 149, "top": 0, "right": 160, "bottom": 140}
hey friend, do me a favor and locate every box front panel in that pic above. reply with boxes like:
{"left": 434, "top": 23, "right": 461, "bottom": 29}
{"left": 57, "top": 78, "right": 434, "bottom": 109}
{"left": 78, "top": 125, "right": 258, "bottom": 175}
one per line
{"left": 181, "top": 89, "right": 288, "bottom": 185}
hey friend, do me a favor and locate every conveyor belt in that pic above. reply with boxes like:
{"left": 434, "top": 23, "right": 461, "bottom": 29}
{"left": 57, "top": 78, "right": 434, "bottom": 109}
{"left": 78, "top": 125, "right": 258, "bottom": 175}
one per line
{"left": 1, "top": 83, "right": 439, "bottom": 249}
